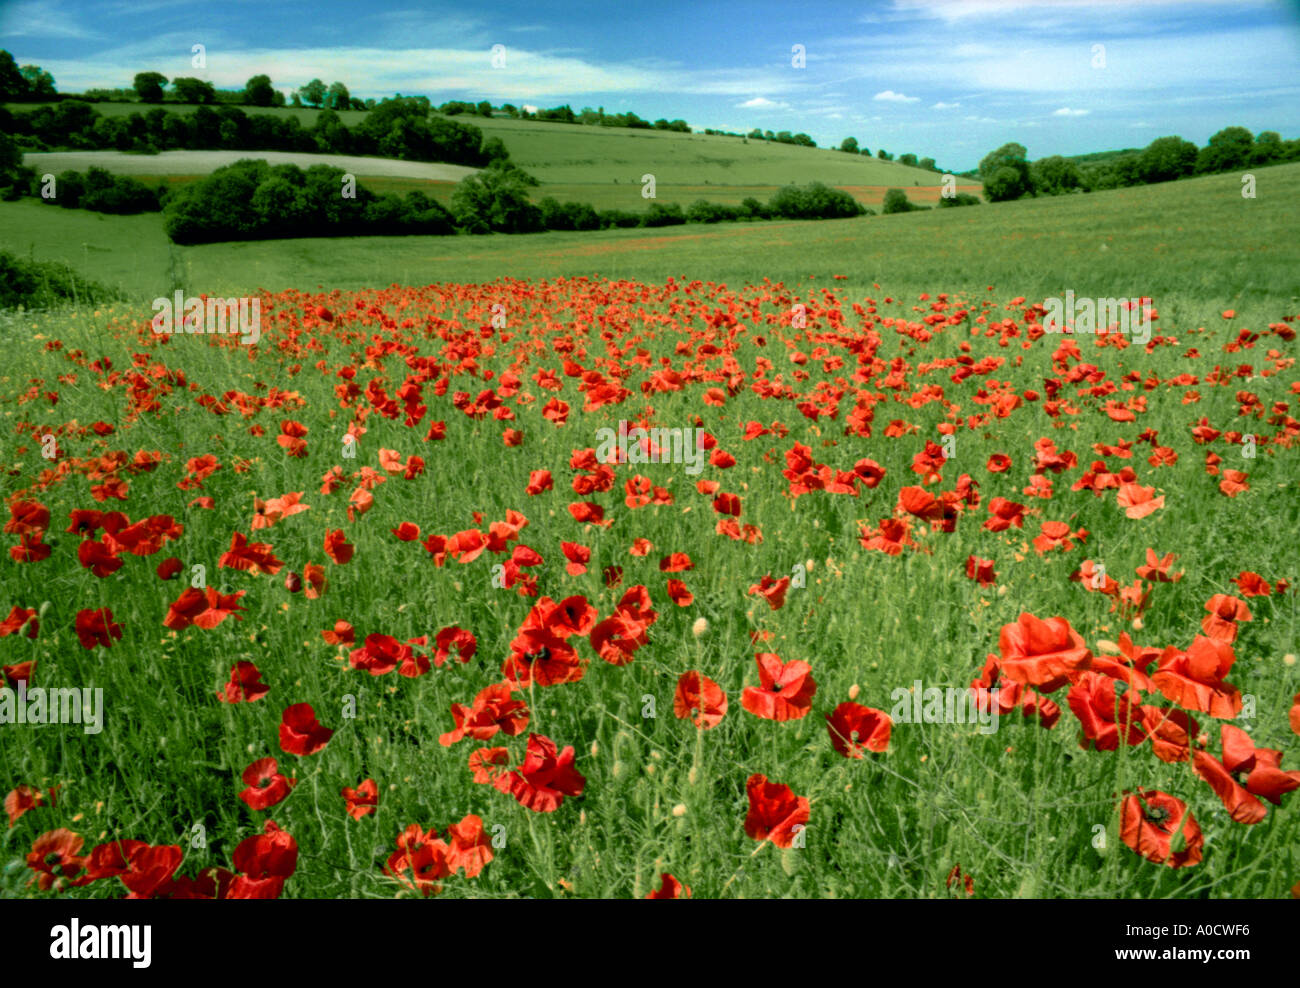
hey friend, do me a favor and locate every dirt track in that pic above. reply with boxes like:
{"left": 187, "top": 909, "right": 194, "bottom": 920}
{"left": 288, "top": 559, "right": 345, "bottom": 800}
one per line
{"left": 22, "top": 150, "right": 478, "bottom": 181}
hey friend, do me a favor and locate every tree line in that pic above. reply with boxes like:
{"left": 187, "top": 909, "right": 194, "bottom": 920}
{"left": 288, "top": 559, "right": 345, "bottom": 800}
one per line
{"left": 1, "top": 96, "right": 507, "bottom": 167}
{"left": 977, "top": 128, "right": 1300, "bottom": 201}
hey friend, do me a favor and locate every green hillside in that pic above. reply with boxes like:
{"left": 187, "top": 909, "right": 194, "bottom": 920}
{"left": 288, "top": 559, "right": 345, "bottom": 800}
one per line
{"left": 5, "top": 101, "right": 979, "bottom": 209}
{"left": 2, "top": 160, "right": 1292, "bottom": 307}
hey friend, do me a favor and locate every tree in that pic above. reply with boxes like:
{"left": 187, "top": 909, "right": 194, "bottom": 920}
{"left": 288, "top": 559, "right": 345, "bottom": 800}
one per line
{"left": 919, "top": 157, "right": 936, "bottom": 171}
{"left": 978, "top": 142, "right": 1032, "bottom": 201}
{"left": 1030, "top": 155, "right": 1082, "bottom": 195}
{"left": 133, "top": 71, "right": 167, "bottom": 103}
{"left": 1252, "top": 130, "right": 1282, "bottom": 165}
{"left": 171, "top": 77, "right": 215, "bottom": 104}
{"left": 882, "top": 188, "right": 917, "bottom": 214}
{"left": 290, "top": 92, "right": 302, "bottom": 107}
{"left": 299, "top": 79, "right": 326, "bottom": 107}
{"left": 325, "top": 81, "right": 350, "bottom": 110}
{"left": 1196, "top": 126, "right": 1254, "bottom": 174}
{"left": 877, "top": 149, "right": 891, "bottom": 160}
{"left": 859, "top": 146, "right": 872, "bottom": 157}
{"left": 898, "top": 152, "right": 918, "bottom": 167}
{"left": 839, "top": 136, "right": 859, "bottom": 154}
{"left": 0, "top": 50, "right": 30, "bottom": 101}
{"left": 476, "top": 100, "right": 493, "bottom": 117}
{"left": 20, "top": 64, "right": 56, "bottom": 98}
{"left": 450, "top": 160, "right": 543, "bottom": 234}
{"left": 1136, "top": 136, "right": 1197, "bottom": 183}
{"left": 244, "top": 74, "right": 275, "bottom": 107}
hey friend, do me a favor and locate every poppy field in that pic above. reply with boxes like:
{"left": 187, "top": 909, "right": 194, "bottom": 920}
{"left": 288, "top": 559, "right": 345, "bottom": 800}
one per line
{"left": 2, "top": 275, "right": 1298, "bottom": 900}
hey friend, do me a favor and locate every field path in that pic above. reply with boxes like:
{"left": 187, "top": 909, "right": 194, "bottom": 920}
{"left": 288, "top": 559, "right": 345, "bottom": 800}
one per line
{"left": 22, "top": 149, "right": 479, "bottom": 181}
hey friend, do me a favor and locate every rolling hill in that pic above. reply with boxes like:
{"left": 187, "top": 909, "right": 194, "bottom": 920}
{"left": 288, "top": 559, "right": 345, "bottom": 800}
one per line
{"left": 6, "top": 101, "right": 980, "bottom": 209}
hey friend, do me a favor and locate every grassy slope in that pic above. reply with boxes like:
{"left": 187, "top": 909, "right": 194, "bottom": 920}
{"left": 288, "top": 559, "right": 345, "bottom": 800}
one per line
{"left": 1, "top": 162, "right": 1295, "bottom": 312}
{"left": 7, "top": 101, "right": 977, "bottom": 209}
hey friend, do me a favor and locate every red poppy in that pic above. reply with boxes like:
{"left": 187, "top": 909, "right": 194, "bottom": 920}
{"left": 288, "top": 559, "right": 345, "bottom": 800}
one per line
{"left": 1118, "top": 790, "right": 1203, "bottom": 868}
{"left": 384, "top": 824, "right": 449, "bottom": 897}
{"left": 743, "top": 774, "right": 810, "bottom": 847}
{"left": 666, "top": 578, "right": 693, "bottom": 606}
{"left": 434, "top": 626, "right": 477, "bottom": 666}
{"left": 1150, "top": 635, "right": 1241, "bottom": 718}
{"left": 1232, "top": 571, "right": 1272, "bottom": 597}
{"left": 561, "top": 541, "right": 590, "bottom": 575}
{"left": 965, "top": 555, "right": 996, "bottom": 587}
{"left": 218, "top": 532, "right": 284, "bottom": 575}
{"left": 859, "top": 517, "right": 915, "bottom": 555}
{"left": 748, "top": 574, "right": 790, "bottom": 610}
{"left": 77, "top": 537, "right": 123, "bottom": 578}
{"left": 239, "top": 757, "right": 296, "bottom": 811}
{"left": 468, "top": 746, "right": 511, "bottom": 785}
{"left": 659, "top": 552, "right": 694, "bottom": 573}
{"left": 646, "top": 873, "right": 691, "bottom": 898}
{"left": 1192, "top": 724, "right": 1300, "bottom": 824}
{"left": 440, "top": 683, "right": 529, "bottom": 746}
{"left": 391, "top": 522, "right": 421, "bottom": 542}
{"left": 1201, "top": 593, "right": 1252, "bottom": 643}
{"left": 742, "top": 652, "right": 816, "bottom": 721}
{"left": 279, "top": 703, "right": 334, "bottom": 756}
{"left": 825, "top": 702, "right": 891, "bottom": 757}
{"left": 75, "top": 607, "right": 122, "bottom": 650}
{"left": 5, "top": 785, "right": 57, "bottom": 827}
{"left": 26, "top": 828, "right": 88, "bottom": 890}
{"left": 674, "top": 671, "right": 728, "bottom": 729}
{"left": 321, "top": 620, "right": 355, "bottom": 646}
{"left": 445, "top": 814, "right": 494, "bottom": 877}
{"left": 324, "top": 529, "right": 354, "bottom": 565}
{"left": 0, "top": 605, "right": 38, "bottom": 639}
{"left": 228, "top": 820, "right": 298, "bottom": 899}
{"left": 341, "top": 779, "right": 379, "bottom": 819}
{"left": 494, "top": 733, "right": 586, "bottom": 813}
{"left": 156, "top": 556, "right": 183, "bottom": 580}
{"left": 1066, "top": 672, "right": 1147, "bottom": 751}
{"left": 218, "top": 661, "right": 269, "bottom": 703}
{"left": 996, "top": 613, "right": 1091, "bottom": 691}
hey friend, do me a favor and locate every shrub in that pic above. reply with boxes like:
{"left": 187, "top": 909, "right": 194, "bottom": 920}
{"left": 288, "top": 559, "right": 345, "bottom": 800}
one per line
{"left": 685, "top": 199, "right": 739, "bottom": 224}
{"left": 640, "top": 202, "right": 686, "bottom": 227}
{"left": 767, "top": 182, "right": 863, "bottom": 219}
{"left": 0, "top": 250, "right": 119, "bottom": 309}
{"left": 936, "top": 192, "right": 981, "bottom": 208}
{"left": 882, "top": 188, "right": 921, "bottom": 214}
{"left": 597, "top": 209, "right": 641, "bottom": 229}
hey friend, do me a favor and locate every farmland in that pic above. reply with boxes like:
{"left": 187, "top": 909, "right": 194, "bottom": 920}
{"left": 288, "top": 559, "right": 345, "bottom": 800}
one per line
{"left": 3, "top": 0, "right": 1300, "bottom": 904}
{"left": 8, "top": 101, "right": 979, "bottom": 210}
{"left": 1, "top": 153, "right": 1298, "bottom": 899}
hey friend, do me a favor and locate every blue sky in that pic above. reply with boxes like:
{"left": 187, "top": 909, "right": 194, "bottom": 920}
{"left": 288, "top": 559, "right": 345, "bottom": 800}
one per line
{"left": 2, "top": 0, "right": 1299, "bottom": 170}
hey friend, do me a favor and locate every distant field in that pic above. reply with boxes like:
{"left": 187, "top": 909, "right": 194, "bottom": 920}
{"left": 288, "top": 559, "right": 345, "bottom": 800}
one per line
{"left": 22, "top": 149, "right": 478, "bottom": 181}
{"left": 7, "top": 101, "right": 973, "bottom": 210}
{"left": 1, "top": 162, "right": 1294, "bottom": 313}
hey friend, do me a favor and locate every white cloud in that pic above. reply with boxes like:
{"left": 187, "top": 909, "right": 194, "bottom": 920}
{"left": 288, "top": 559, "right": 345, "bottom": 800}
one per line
{"left": 1052, "top": 107, "right": 1090, "bottom": 116}
{"left": 738, "top": 97, "right": 780, "bottom": 108}
{"left": 874, "top": 90, "right": 920, "bottom": 103}
{"left": 932, "top": 101, "right": 960, "bottom": 109}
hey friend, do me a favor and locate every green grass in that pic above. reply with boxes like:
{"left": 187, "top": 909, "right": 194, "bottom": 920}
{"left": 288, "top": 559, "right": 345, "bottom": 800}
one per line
{"left": 8, "top": 100, "right": 971, "bottom": 211}
{"left": 2, "top": 162, "right": 1296, "bottom": 310}
{"left": 0, "top": 267, "right": 1296, "bottom": 899}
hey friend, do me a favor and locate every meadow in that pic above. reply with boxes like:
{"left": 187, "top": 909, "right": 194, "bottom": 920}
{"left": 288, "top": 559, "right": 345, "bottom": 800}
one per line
{"left": 9, "top": 100, "right": 981, "bottom": 211}
{"left": 1, "top": 148, "right": 1297, "bottom": 900}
